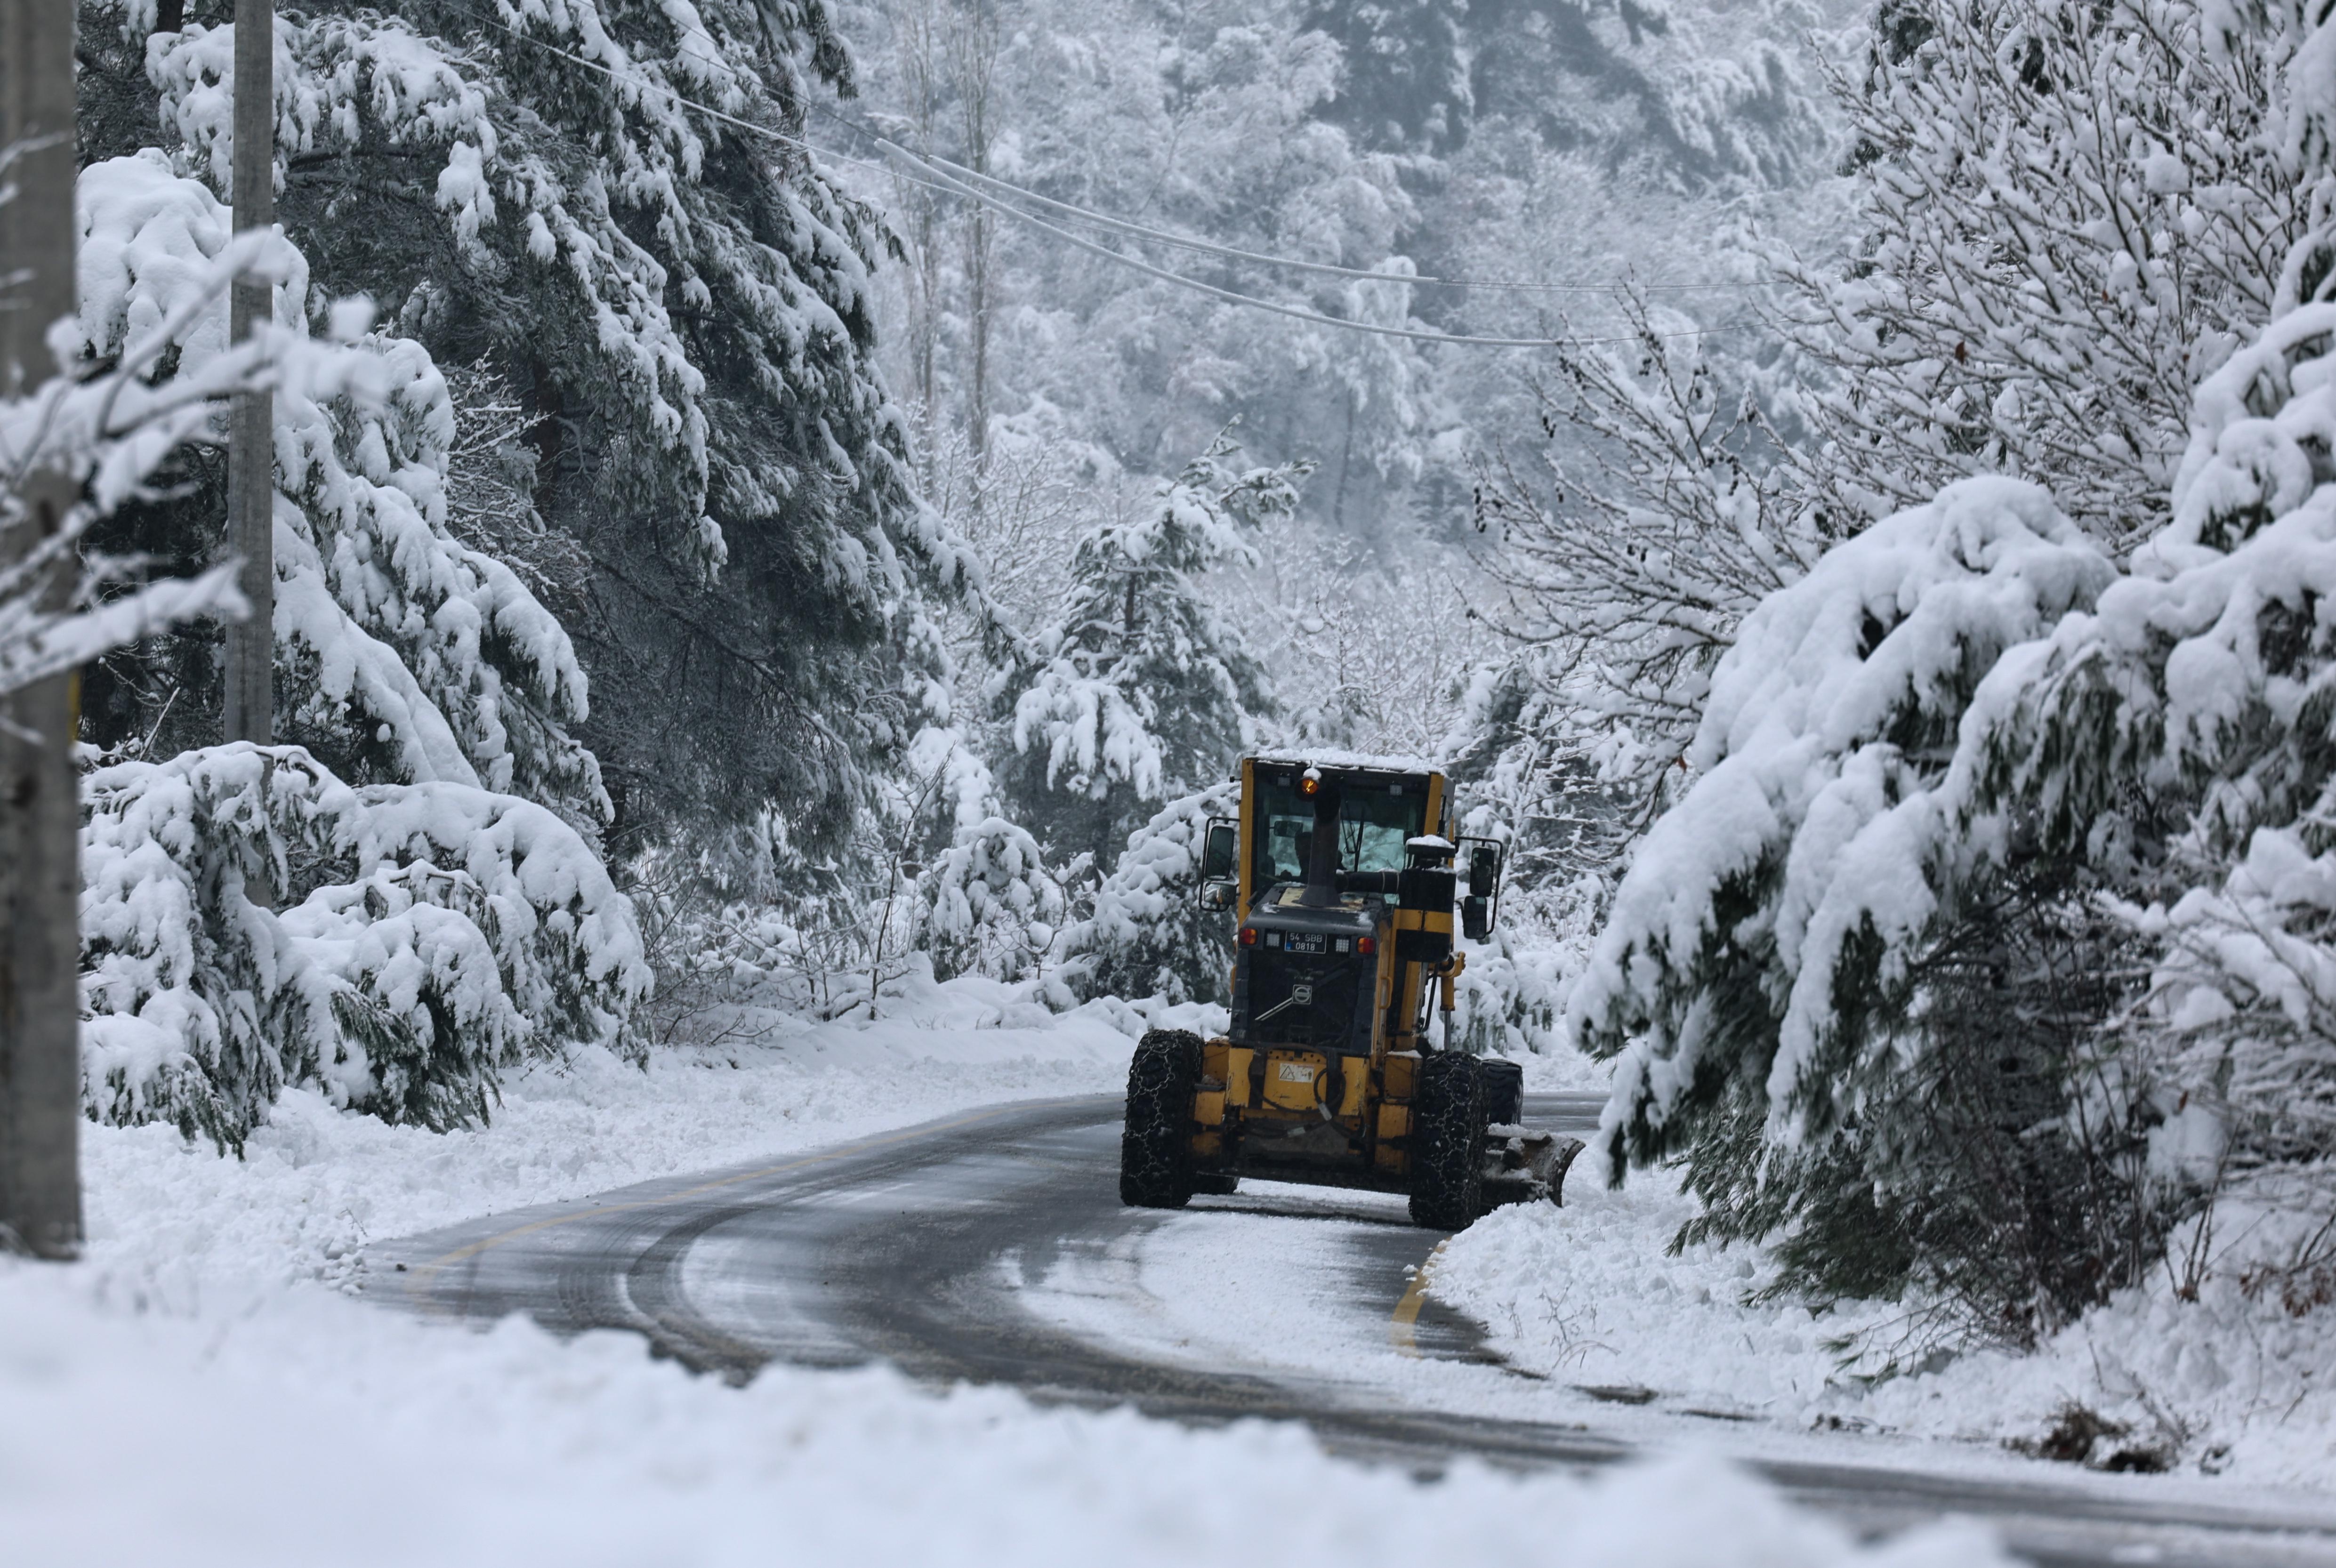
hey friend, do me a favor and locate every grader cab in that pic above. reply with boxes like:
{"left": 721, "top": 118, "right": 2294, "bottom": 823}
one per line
{"left": 1119, "top": 755, "right": 1582, "bottom": 1230}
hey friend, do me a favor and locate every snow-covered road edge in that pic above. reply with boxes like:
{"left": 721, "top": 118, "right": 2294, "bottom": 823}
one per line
{"left": 1431, "top": 1165, "right": 2336, "bottom": 1490}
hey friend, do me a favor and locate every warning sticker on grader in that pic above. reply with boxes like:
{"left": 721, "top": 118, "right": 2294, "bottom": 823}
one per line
{"left": 1275, "top": 1062, "right": 1316, "bottom": 1083}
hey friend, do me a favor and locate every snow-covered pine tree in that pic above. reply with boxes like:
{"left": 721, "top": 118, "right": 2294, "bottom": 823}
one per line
{"left": 78, "top": 0, "right": 962, "bottom": 852}
{"left": 1463, "top": 0, "right": 1826, "bottom": 185}
{"left": 1965, "top": 296, "right": 2336, "bottom": 1292}
{"left": 0, "top": 162, "right": 263, "bottom": 694}
{"left": 905, "top": 724, "right": 1071, "bottom": 983}
{"left": 69, "top": 147, "right": 604, "bottom": 820}
{"left": 1056, "top": 779, "right": 1239, "bottom": 1007}
{"left": 1572, "top": 0, "right": 2336, "bottom": 1343}
{"left": 60, "top": 154, "right": 652, "bottom": 1147}
{"left": 1303, "top": 0, "right": 1473, "bottom": 154}
{"left": 991, "top": 431, "right": 1305, "bottom": 867}
{"left": 1565, "top": 476, "right": 2145, "bottom": 1343}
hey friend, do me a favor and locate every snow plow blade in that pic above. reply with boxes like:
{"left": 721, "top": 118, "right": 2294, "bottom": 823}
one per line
{"left": 1481, "top": 1126, "right": 1585, "bottom": 1208}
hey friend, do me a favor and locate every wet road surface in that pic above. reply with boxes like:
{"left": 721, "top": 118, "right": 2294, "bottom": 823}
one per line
{"left": 368, "top": 1092, "right": 2336, "bottom": 1567}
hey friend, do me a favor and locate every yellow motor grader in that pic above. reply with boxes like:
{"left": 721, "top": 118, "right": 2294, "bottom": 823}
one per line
{"left": 1119, "top": 754, "right": 1582, "bottom": 1230}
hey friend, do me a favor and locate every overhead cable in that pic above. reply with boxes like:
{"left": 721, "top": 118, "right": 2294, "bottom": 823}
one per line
{"left": 442, "top": 2, "right": 1726, "bottom": 352}
{"left": 878, "top": 141, "right": 1700, "bottom": 351}
{"left": 844, "top": 129, "right": 1740, "bottom": 297}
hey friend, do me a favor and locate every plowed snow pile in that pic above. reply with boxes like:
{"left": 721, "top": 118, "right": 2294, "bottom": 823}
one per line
{"left": 1433, "top": 1162, "right": 2336, "bottom": 1487}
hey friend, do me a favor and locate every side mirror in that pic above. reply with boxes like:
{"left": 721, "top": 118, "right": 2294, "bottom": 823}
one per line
{"left": 1458, "top": 837, "right": 1502, "bottom": 940}
{"left": 1200, "top": 879, "right": 1237, "bottom": 911}
{"left": 1200, "top": 819, "right": 1238, "bottom": 881}
{"left": 1467, "top": 843, "right": 1501, "bottom": 897}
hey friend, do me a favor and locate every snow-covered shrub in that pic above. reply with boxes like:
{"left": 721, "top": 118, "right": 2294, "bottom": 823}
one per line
{"left": 993, "top": 433, "right": 1303, "bottom": 868}
{"left": 922, "top": 817, "right": 1070, "bottom": 983}
{"left": 81, "top": 745, "right": 648, "bottom": 1149}
{"left": 1445, "top": 651, "right": 1684, "bottom": 908}
{"left": 905, "top": 725, "right": 1072, "bottom": 984}
{"left": 1450, "top": 875, "right": 1604, "bottom": 1060}
{"left": 1057, "top": 780, "right": 1238, "bottom": 1007}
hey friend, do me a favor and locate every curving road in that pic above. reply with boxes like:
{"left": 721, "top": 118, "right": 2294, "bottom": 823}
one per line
{"left": 368, "top": 1093, "right": 2336, "bottom": 1568}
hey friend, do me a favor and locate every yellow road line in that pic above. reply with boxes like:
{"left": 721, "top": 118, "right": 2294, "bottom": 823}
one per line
{"left": 397, "top": 1102, "right": 1037, "bottom": 1314}
{"left": 1389, "top": 1239, "right": 1447, "bottom": 1358}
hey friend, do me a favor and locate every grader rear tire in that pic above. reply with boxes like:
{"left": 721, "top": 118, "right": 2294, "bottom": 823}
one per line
{"left": 1409, "top": 1053, "right": 1489, "bottom": 1231}
{"left": 1120, "top": 1028, "right": 1202, "bottom": 1208}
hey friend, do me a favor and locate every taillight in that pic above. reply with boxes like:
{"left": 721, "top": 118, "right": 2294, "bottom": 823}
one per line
{"left": 1239, "top": 926, "right": 1257, "bottom": 946}
{"left": 1357, "top": 935, "right": 1377, "bottom": 955}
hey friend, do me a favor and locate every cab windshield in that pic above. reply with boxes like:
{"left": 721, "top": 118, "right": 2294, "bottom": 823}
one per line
{"left": 1252, "top": 774, "right": 1429, "bottom": 886}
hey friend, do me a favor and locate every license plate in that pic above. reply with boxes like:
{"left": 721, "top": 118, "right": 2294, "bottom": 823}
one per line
{"left": 1275, "top": 1062, "right": 1316, "bottom": 1083}
{"left": 1285, "top": 932, "right": 1327, "bottom": 954}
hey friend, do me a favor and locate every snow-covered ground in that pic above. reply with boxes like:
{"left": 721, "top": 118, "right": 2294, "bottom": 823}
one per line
{"left": 81, "top": 973, "right": 1146, "bottom": 1294}
{"left": 2, "top": 1263, "right": 1996, "bottom": 1568}
{"left": 3, "top": 982, "right": 2005, "bottom": 1568}
{"left": 1433, "top": 1145, "right": 2336, "bottom": 1489}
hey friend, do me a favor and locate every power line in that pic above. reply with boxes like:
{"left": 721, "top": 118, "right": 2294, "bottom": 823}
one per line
{"left": 442, "top": 3, "right": 1728, "bottom": 352}
{"left": 818, "top": 112, "right": 1738, "bottom": 298}
{"left": 880, "top": 140, "right": 1694, "bottom": 352}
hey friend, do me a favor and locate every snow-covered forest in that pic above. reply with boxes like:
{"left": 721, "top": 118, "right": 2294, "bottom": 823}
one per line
{"left": 44, "top": 0, "right": 1872, "bottom": 1126}
{"left": 11, "top": 0, "right": 2336, "bottom": 1511}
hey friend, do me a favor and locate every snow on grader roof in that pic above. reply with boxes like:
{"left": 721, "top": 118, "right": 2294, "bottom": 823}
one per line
{"left": 1245, "top": 747, "right": 1440, "bottom": 775}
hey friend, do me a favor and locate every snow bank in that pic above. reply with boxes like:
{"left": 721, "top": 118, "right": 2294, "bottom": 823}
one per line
{"left": 2, "top": 986, "right": 1999, "bottom": 1568}
{"left": 1431, "top": 1165, "right": 1911, "bottom": 1423}
{"left": 1433, "top": 1171, "right": 2336, "bottom": 1486}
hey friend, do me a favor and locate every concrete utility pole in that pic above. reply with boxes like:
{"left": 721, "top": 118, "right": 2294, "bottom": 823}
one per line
{"left": 0, "top": 0, "right": 85, "bottom": 1260}
{"left": 222, "top": 0, "right": 274, "bottom": 744}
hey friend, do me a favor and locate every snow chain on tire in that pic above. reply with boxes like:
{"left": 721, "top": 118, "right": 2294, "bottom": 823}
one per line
{"left": 1409, "top": 1053, "right": 1489, "bottom": 1230}
{"left": 1120, "top": 1028, "right": 1203, "bottom": 1208}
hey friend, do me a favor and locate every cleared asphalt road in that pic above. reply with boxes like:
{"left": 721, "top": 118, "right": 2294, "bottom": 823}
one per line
{"left": 368, "top": 1092, "right": 2336, "bottom": 1568}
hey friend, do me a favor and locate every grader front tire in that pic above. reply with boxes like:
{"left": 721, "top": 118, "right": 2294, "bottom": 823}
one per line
{"left": 1408, "top": 1053, "right": 1489, "bottom": 1231}
{"left": 1120, "top": 1028, "right": 1202, "bottom": 1208}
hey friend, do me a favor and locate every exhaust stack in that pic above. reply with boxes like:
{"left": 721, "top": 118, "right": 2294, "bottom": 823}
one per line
{"left": 1300, "top": 771, "right": 1343, "bottom": 908}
